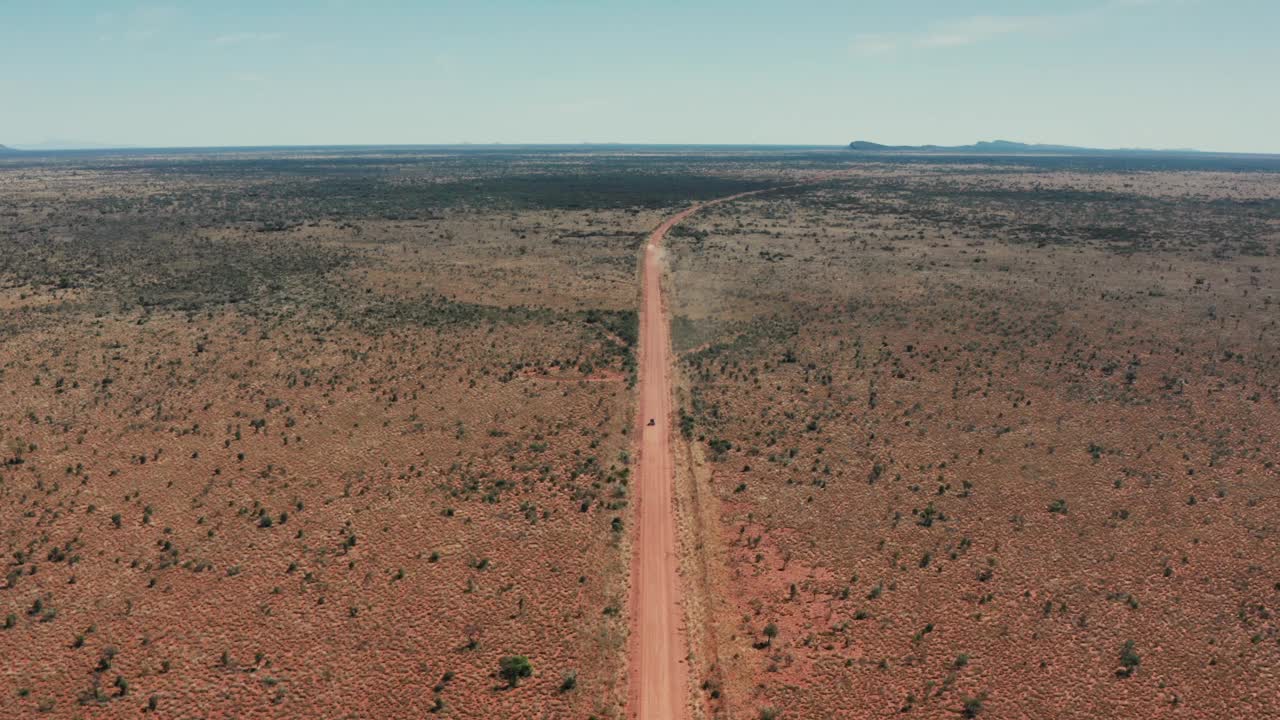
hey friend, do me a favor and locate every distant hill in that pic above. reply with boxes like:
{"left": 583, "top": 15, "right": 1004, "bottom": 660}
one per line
{"left": 848, "top": 139, "right": 1203, "bottom": 155}
{"left": 0, "top": 144, "right": 19, "bottom": 154}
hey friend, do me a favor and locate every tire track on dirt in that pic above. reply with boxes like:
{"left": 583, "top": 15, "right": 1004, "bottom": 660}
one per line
{"left": 628, "top": 188, "right": 773, "bottom": 720}
{"left": 629, "top": 173, "right": 847, "bottom": 719}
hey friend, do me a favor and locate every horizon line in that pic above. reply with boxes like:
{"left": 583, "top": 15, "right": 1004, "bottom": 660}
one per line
{"left": 5, "top": 141, "right": 1280, "bottom": 158}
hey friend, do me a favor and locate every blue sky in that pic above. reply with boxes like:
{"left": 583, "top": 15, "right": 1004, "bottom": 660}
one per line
{"left": 2, "top": 1, "right": 1277, "bottom": 151}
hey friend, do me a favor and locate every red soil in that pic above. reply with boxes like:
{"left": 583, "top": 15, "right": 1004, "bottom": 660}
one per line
{"left": 630, "top": 191, "right": 770, "bottom": 720}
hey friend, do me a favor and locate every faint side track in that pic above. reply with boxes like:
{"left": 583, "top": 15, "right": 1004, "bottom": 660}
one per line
{"left": 629, "top": 175, "right": 845, "bottom": 719}
{"left": 628, "top": 189, "right": 773, "bottom": 720}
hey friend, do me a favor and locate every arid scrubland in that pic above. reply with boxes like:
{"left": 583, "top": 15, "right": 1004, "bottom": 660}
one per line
{"left": 2, "top": 148, "right": 1278, "bottom": 719}
{"left": 667, "top": 161, "right": 1280, "bottom": 719}
{"left": 0, "top": 149, "right": 786, "bottom": 718}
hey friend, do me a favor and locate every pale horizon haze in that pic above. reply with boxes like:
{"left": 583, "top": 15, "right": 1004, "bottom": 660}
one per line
{"left": 2, "top": 0, "right": 1277, "bottom": 153}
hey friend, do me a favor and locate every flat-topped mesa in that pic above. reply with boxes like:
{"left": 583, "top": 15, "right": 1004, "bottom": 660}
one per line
{"left": 848, "top": 139, "right": 1206, "bottom": 155}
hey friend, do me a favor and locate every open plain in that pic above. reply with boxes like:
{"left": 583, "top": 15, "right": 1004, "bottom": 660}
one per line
{"left": 1, "top": 147, "right": 1278, "bottom": 719}
{"left": 665, "top": 159, "right": 1280, "bottom": 719}
{"left": 0, "top": 148, "right": 778, "bottom": 718}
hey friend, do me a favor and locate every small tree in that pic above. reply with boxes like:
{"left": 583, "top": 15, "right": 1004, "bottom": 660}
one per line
{"left": 499, "top": 655, "right": 533, "bottom": 688}
{"left": 762, "top": 622, "right": 779, "bottom": 647}
{"left": 1118, "top": 640, "right": 1140, "bottom": 677}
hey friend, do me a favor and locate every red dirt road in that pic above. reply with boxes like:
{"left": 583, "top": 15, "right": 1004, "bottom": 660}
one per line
{"left": 629, "top": 191, "right": 768, "bottom": 720}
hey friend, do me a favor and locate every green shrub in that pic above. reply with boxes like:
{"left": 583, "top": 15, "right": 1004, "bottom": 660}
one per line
{"left": 499, "top": 655, "right": 533, "bottom": 687}
{"left": 1118, "top": 640, "right": 1140, "bottom": 677}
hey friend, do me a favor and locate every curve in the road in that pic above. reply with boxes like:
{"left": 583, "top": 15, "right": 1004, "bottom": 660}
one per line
{"left": 629, "top": 189, "right": 771, "bottom": 720}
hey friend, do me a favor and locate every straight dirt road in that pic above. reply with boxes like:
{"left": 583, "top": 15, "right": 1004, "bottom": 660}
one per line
{"left": 629, "top": 191, "right": 768, "bottom": 720}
